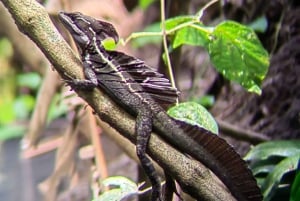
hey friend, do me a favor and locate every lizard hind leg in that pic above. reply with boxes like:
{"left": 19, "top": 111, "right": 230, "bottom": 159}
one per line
{"left": 136, "top": 108, "right": 162, "bottom": 201}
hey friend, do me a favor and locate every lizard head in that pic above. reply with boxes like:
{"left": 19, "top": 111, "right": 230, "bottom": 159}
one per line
{"left": 58, "top": 12, "right": 119, "bottom": 52}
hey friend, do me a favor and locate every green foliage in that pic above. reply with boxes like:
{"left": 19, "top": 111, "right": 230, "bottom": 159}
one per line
{"left": 102, "top": 38, "right": 118, "bottom": 51}
{"left": 209, "top": 21, "right": 269, "bottom": 94}
{"left": 0, "top": 124, "right": 26, "bottom": 141}
{"left": 248, "top": 16, "right": 268, "bottom": 33}
{"left": 127, "top": 14, "right": 269, "bottom": 94}
{"left": 138, "top": 0, "right": 156, "bottom": 10}
{"left": 164, "top": 16, "right": 269, "bottom": 94}
{"left": 13, "top": 95, "right": 35, "bottom": 120}
{"left": 47, "top": 94, "right": 69, "bottom": 123}
{"left": 245, "top": 140, "right": 300, "bottom": 201}
{"left": 167, "top": 102, "right": 218, "bottom": 134}
{"left": 131, "top": 22, "right": 162, "bottom": 48}
{"left": 17, "top": 72, "right": 41, "bottom": 90}
{"left": 0, "top": 70, "right": 42, "bottom": 140}
{"left": 290, "top": 162, "right": 300, "bottom": 201}
{"left": 93, "top": 176, "right": 138, "bottom": 201}
{"left": 0, "top": 37, "right": 13, "bottom": 57}
{"left": 191, "top": 95, "right": 215, "bottom": 108}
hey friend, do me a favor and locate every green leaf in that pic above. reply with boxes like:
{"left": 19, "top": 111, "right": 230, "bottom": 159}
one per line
{"left": 290, "top": 162, "right": 300, "bottom": 201}
{"left": 261, "top": 154, "right": 299, "bottom": 201}
{"left": 190, "top": 95, "right": 215, "bottom": 108}
{"left": 0, "top": 38, "right": 13, "bottom": 58}
{"left": 248, "top": 16, "right": 268, "bottom": 33}
{"left": 208, "top": 21, "right": 269, "bottom": 94}
{"left": 0, "top": 99, "right": 15, "bottom": 124}
{"left": 102, "top": 38, "right": 117, "bottom": 51}
{"left": 132, "top": 22, "right": 162, "bottom": 48}
{"left": 138, "top": 0, "right": 155, "bottom": 10}
{"left": 167, "top": 102, "right": 218, "bottom": 134}
{"left": 244, "top": 140, "right": 300, "bottom": 161}
{"left": 0, "top": 124, "right": 26, "bottom": 141}
{"left": 164, "top": 15, "right": 211, "bottom": 48}
{"left": 252, "top": 164, "right": 275, "bottom": 176}
{"left": 164, "top": 15, "right": 194, "bottom": 31}
{"left": 17, "top": 72, "right": 41, "bottom": 90}
{"left": 47, "top": 94, "right": 69, "bottom": 123}
{"left": 13, "top": 95, "right": 35, "bottom": 120}
{"left": 172, "top": 25, "right": 210, "bottom": 49}
{"left": 95, "top": 176, "right": 138, "bottom": 201}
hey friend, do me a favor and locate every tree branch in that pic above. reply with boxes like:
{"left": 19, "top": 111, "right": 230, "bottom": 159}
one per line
{"left": 0, "top": 0, "right": 235, "bottom": 200}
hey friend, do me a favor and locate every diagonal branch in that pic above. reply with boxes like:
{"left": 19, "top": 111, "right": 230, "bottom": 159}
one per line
{"left": 0, "top": 0, "right": 235, "bottom": 200}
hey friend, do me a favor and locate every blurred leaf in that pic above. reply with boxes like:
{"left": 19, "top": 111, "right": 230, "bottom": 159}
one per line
{"left": 0, "top": 100, "right": 15, "bottom": 124}
{"left": 138, "top": 0, "right": 155, "bottom": 10}
{"left": 248, "top": 16, "right": 268, "bottom": 33}
{"left": 0, "top": 124, "right": 26, "bottom": 141}
{"left": 261, "top": 154, "right": 299, "bottom": 201}
{"left": 244, "top": 140, "right": 300, "bottom": 161}
{"left": 47, "top": 94, "right": 69, "bottom": 122}
{"left": 0, "top": 37, "right": 13, "bottom": 58}
{"left": 13, "top": 95, "right": 35, "bottom": 120}
{"left": 95, "top": 176, "right": 138, "bottom": 201}
{"left": 208, "top": 21, "right": 269, "bottom": 94}
{"left": 190, "top": 95, "right": 215, "bottom": 108}
{"left": 132, "top": 22, "right": 161, "bottom": 48}
{"left": 17, "top": 72, "right": 41, "bottom": 90}
{"left": 167, "top": 101, "right": 218, "bottom": 134}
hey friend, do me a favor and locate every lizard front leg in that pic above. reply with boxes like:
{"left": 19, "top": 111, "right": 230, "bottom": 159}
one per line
{"left": 136, "top": 107, "right": 162, "bottom": 201}
{"left": 65, "top": 62, "right": 99, "bottom": 89}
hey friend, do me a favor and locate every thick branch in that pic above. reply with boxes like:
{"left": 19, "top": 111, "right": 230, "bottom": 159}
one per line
{"left": 0, "top": 0, "right": 235, "bottom": 200}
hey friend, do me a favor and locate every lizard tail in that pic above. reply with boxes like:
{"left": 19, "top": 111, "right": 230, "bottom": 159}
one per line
{"left": 174, "top": 119, "right": 262, "bottom": 201}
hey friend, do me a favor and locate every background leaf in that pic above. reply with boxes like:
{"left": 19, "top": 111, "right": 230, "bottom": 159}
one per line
{"left": 261, "top": 155, "right": 299, "bottom": 201}
{"left": 0, "top": 124, "right": 26, "bottom": 141}
{"left": 290, "top": 161, "right": 300, "bottom": 201}
{"left": 244, "top": 140, "right": 300, "bottom": 161}
{"left": 132, "top": 22, "right": 162, "bottom": 48}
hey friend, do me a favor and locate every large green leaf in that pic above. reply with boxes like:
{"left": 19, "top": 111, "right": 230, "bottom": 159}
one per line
{"left": 244, "top": 140, "right": 300, "bottom": 161}
{"left": 167, "top": 101, "right": 218, "bottom": 134}
{"left": 208, "top": 21, "right": 269, "bottom": 94}
{"left": 261, "top": 154, "right": 300, "bottom": 201}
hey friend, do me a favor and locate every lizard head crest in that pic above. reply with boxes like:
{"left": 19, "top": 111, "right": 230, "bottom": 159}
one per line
{"left": 59, "top": 12, "right": 119, "bottom": 51}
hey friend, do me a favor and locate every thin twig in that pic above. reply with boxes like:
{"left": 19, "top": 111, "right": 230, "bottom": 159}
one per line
{"left": 87, "top": 108, "right": 108, "bottom": 181}
{"left": 160, "top": 0, "right": 177, "bottom": 93}
{"left": 217, "top": 118, "right": 270, "bottom": 144}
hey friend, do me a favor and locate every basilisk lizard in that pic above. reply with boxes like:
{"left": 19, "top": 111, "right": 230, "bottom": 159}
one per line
{"left": 59, "top": 12, "right": 262, "bottom": 201}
